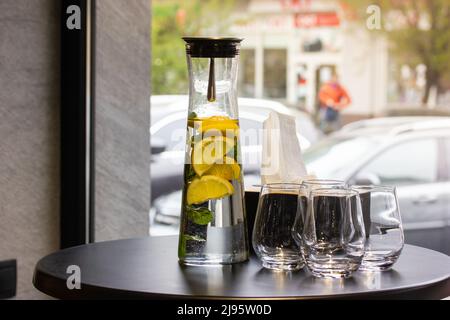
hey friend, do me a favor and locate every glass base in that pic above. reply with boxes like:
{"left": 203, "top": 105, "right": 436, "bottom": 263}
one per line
{"left": 179, "top": 252, "right": 249, "bottom": 266}
{"left": 259, "top": 255, "right": 304, "bottom": 272}
{"left": 310, "top": 269, "right": 352, "bottom": 279}
{"left": 262, "top": 261, "right": 303, "bottom": 272}
{"left": 359, "top": 255, "right": 399, "bottom": 272}
{"left": 306, "top": 260, "right": 360, "bottom": 278}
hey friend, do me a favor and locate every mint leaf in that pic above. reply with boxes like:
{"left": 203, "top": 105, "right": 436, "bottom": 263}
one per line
{"left": 184, "top": 234, "right": 206, "bottom": 242}
{"left": 185, "top": 165, "right": 197, "bottom": 182}
{"left": 188, "top": 112, "right": 198, "bottom": 119}
{"left": 186, "top": 205, "right": 213, "bottom": 225}
{"left": 179, "top": 234, "right": 206, "bottom": 258}
{"left": 179, "top": 235, "right": 186, "bottom": 258}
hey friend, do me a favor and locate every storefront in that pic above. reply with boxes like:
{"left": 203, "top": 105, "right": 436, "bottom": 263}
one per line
{"left": 232, "top": 0, "right": 388, "bottom": 117}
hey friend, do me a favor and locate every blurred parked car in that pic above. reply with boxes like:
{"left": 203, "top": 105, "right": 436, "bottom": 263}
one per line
{"left": 306, "top": 117, "right": 450, "bottom": 255}
{"left": 152, "top": 105, "right": 450, "bottom": 255}
{"left": 150, "top": 95, "right": 321, "bottom": 235}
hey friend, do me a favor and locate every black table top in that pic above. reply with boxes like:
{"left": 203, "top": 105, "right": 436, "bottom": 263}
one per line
{"left": 33, "top": 236, "right": 450, "bottom": 300}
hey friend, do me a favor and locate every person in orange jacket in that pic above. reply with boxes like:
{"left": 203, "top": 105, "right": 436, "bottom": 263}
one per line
{"left": 318, "top": 72, "right": 351, "bottom": 132}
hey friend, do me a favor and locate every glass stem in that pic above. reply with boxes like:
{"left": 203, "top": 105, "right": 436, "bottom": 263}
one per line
{"left": 207, "top": 58, "right": 216, "bottom": 102}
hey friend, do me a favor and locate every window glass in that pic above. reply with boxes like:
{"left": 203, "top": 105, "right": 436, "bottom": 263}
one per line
{"left": 238, "top": 117, "right": 262, "bottom": 150}
{"left": 358, "top": 139, "right": 438, "bottom": 185}
{"left": 263, "top": 49, "right": 287, "bottom": 99}
{"left": 152, "top": 118, "right": 186, "bottom": 152}
{"left": 444, "top": 138, "right": 450, "bottom": 180}
{"left": 304, "top": 137, "right": 378, "bottom": 178}
{"left": 239, "top": 49, "right": 255, "bottom": 97}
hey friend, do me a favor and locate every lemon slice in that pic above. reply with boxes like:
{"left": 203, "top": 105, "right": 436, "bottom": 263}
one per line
{"left": 197, "top": 116, "right": 239, "bottom": 133}
{"left": 187, "top": 175, "right": 234, "bottom": 205}
{"left": 191, "top": 163, "right": 212, "bottom": 177}
{"left": 205, "top": 156, "right": 241, "bottom": 180}
{"left": 192, "top": 136, "right": 235, "bottom": 176}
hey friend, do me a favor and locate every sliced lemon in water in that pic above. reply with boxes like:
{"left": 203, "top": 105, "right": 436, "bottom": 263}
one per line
{"left": 205, "top": 156, "right": 241, "bottom": 180}
{"left": 186, "top": 175, "right": 234, "bottom": 205}
{"left": 197, "top": 116, "right": 239, "bottom": 133}
{"left": 192, "top": 136, "right": 235, "bottom": 176}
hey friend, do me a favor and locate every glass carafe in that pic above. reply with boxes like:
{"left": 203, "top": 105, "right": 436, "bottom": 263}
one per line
{"left": 178, "top": 37, "right": 249, "bottom": 265}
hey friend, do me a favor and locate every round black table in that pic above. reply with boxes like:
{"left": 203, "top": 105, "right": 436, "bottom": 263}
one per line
{"left": 33, "top": 236, "right": 450, "bottom": 300}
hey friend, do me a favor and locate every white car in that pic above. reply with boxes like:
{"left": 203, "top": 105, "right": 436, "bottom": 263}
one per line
{"left": 150, "top": 95, "right": 321, "bottom": 235}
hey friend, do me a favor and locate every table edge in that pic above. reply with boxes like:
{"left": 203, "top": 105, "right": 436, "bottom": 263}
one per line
{"left": 32, "top": 238, "right": 450, "bottom": 300}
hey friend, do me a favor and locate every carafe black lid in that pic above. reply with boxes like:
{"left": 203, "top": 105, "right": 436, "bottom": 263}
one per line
{"left": 183, "top": 37, "right": 243, "bottom": 58}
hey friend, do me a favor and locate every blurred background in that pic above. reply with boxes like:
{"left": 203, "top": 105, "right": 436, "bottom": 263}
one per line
{"left": 153, "top": 0, "right": 450, "bottom": 114}
{"left": 0, "top": 0, "right": 448, "bottom": 300}
{"left": 150, "top": 0, "right": 450, "bottom": 255}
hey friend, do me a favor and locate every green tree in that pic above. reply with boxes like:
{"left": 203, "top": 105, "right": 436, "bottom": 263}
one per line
{"left": 343, "top": 0, "right": 450, "bottom": 106}
{"left": 152, "top": 0, "right": 236, "bottom": 95}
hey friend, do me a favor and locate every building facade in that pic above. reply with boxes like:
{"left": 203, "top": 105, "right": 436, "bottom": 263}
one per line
{"left": 232, "top": 0, "right": 388, "bottom": 118}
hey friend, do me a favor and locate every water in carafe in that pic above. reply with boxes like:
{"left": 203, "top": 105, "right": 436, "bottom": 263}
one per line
{"left": 178, "top": 37, "right": 249, "bottom": 265}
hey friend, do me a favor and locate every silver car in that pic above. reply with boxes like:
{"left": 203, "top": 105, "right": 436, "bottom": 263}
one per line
{"left": 305, "top": 117, "right": 450, "bottom": 254}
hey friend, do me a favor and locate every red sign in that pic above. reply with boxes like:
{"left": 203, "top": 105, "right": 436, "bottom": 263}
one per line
{"left": 281, "top": 0, "right": 312, "bottom": 10}
{"left": 294, "top": 12, "right": 340, "bottom": 28}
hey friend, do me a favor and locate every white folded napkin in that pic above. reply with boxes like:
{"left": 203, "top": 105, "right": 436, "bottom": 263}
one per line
{"left": 261, "top": 111, "right": 309, "bottom": 184}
